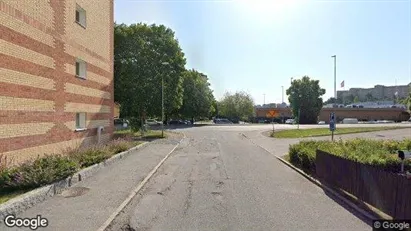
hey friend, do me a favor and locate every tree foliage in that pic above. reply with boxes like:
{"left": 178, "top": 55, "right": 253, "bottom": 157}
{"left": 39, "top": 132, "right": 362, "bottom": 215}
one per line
{"left": 114, "top": 23, "right": 186, "bottom": 123}
{"left": 218, "top": 91, "right": 255, "bottom": 121}
{"left": 401, "top": 86, "right": 411, "bottom": 111}
{"left": 286, "top": 76, "right": 326, "bottom": 124}
{"left": 324, "top": 97, "right": 342, "bottom": 105}
{"left": 179, "top": 69, "right": 215, "bottom": 120}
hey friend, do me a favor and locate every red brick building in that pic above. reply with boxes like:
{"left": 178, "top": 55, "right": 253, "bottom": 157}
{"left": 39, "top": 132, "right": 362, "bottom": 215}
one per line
{"left": 0, "top": 0, "right": 114, "bottom": 164}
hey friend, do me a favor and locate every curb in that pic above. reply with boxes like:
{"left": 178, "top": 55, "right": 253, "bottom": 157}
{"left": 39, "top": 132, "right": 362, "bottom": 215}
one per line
{"left": 241, "top": 133, "right": 378, "bottom": 222}
{"left": 0, "top": 142, "right": 149, "bottom": 223}
{"left": 97, "top": 132, "right": 186, "bottom": 231}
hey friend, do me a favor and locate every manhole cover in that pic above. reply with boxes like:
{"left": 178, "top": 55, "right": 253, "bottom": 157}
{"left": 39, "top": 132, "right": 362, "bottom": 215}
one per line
{"left": 61, "top": 187, "right": 90, "bottom": 198}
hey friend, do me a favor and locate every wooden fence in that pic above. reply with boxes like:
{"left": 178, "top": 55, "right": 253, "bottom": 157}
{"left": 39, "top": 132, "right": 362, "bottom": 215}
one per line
{"left": 316, "top": 150, "right": 411, "bottom": 219}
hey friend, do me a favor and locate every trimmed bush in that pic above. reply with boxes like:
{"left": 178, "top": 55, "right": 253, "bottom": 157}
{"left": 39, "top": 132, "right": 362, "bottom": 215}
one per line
{"left": 108, "top": 139, "right": 134, "bottom": 154}
{"left": 0, "top": 138, "right": 139, "bottom": 199}
{"left": 1, "top": 155, "right": 78, "bottom": 191}
{"left": 288, "top": 138, "right": 411, "bottom": 174}
{"left": 69, "top": 146, "right": 111, "bottom": 168}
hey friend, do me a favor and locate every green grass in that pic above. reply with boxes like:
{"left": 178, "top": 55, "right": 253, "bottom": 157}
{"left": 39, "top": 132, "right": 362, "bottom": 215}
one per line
{"left": 281, "top": 154, "right": 290, "bottom": 162}
{"left": 288, "top": 138, "right": 411, "bottom": 175}
{"left": 0, "top": 189, "right": 30, "bottom": 204}
{"left": 114, "top": 129, "right": 167, "bottom": 139}
{"left": 113, "top": 129, "right": 133, "bottom": 135}
{"left": 271, "top": 126, "right": 410, "bottom": 138}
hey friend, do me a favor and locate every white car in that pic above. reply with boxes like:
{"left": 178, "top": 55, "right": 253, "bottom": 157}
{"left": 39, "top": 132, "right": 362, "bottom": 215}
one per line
{"left": 285, "top": 119, "right": 295, "bottom": 124}
{"left": 318, "top": 121, "right": 326, "bottom": 125}
{"left": 146, "top": 119, "right": 162, "bottom": 126}
{"left": 342, "top": 118, "right": 359, "bottom": 124}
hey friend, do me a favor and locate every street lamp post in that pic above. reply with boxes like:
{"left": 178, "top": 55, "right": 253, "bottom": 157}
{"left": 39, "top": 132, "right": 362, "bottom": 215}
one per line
{"left": 331, "top": 55, "right": 337, "bottom": 99}
{"left": 281, "top": 86, "right": 284, "bottom": 103}
{"left": 161, "top": 62, "right": 170, "bottom": 138}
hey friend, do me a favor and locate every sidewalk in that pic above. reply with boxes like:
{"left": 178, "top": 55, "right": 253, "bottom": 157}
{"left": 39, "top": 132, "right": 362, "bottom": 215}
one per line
{"left": 1, "top": 138, "right": 182, "bottom": 231}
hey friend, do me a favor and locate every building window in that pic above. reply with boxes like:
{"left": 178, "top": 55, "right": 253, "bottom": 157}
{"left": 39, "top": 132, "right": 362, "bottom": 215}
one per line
{"left": 75, "top": 4, "right": 86, "bottom": 28}
{"left": 75, "top": 112, "right": 87, "bottom": 131}
{"left": 75, "top": 59, "right": 87, "bottom": 79}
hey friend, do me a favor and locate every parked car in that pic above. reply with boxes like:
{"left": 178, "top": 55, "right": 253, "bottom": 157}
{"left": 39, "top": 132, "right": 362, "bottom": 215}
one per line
{"left": 342, "top": 118, "right": 359, "bottom": 124}
{"left": 215, "top": 119, "right": 233, "bottom": 124}
{"left": 169, "top": 120, "right": 183, "bottom": 125}
{"left": 146, "top": 119, "right": 162, "bottom": 126}
{"left": 285, "top": 119, "right": 295, "bottom": 124}
{"left": 318, "top": 121, "right": 326, "bottom": 125}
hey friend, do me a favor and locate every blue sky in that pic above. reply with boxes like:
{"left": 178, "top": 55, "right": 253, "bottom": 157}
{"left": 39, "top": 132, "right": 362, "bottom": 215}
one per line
{"left": 114, "top": 0, "right": 411, "bottom": 104}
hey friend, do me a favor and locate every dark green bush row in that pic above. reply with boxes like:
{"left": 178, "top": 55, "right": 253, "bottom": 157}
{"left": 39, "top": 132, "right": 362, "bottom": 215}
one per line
{"left": 289, "top": 138, "right": 411, "bottom": 174}
{"left": 0, "top": 139, "right": 138, "bottom": 192}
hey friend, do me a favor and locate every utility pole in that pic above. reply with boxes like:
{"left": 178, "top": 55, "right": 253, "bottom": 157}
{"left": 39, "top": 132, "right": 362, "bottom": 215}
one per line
{"left": 160, "top": 62, "right": 170, "bottom": 138}
{"left": 281, "top": 86, "right": 284, "bottom": 103}
{"left": 161, "top": 75, "right": 164, "bottom": 137}
{"left": 291, "top": 77, "right": 293, "bottom": 85}
{"left": 263, "top": 94, "right": 266, "bottom": 105}
{"left": 331, "top": 55, "right": 337, "bottom": 99}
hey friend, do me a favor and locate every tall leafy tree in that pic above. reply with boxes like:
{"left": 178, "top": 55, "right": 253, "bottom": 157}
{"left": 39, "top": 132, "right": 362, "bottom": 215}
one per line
{"left": 324, "top": 97, "right": 342, "bottom": 105}
{"left": 401, "top": 86, "right": 411, "bottom": 111}
{"left": 286, "top": 76, "right": 326, "bottom": 124}
{"left": 179, "top": 69, "right": 215, "bottom": 122}
{"left": 114, "top": 23, "right": 186, "bottom": 126}
{"left": 218, "top": 91, "right": 255, "bottom": 121}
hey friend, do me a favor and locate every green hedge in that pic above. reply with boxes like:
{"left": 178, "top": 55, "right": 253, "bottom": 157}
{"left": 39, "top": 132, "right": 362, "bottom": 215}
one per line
{"left": 0, "top": 139, "right": 138, "bottom": 192}
{"left": 289, "top": 138, "right": 411, "bottom": 174}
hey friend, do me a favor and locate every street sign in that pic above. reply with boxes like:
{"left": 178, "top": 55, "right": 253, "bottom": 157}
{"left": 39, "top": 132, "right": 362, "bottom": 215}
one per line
{"left": 329, "top": 112, "right": 336, "bottom": 132}
{"left": 398, "top": 150, "right": 411, "bottom": 160}
{"left": 398, "top": 150, "right": 411, "bottom": 173}
{"left": 266, "top": 110, "right": 278, "bottom": 118}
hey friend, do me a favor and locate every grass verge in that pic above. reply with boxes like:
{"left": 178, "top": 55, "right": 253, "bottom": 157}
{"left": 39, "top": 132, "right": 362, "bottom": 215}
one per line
{"left": 0, "top": 139, "right": 143, "bottom": 204}
{"left": 114, "top": 129, "right": 167, "bottom": 139}
{"left": 270, "top": 126, "right": 410, "bottom": 138}
{"left": 0, "top": 189, "right": 31, "bottom": 204}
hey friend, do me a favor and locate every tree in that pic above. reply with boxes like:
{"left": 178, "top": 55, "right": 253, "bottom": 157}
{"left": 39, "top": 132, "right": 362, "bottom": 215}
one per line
{"left": 218, "top": 91, "right": 255, "bottom": 121}
{"left": 179, "top": 69, "right": 215, "bottom": 122}
{"left": 114, "top": 23, "right": 186, "bottom": 127}
{"left": 344, "top": 94, "right": 355, "bottom": 104}
{"left": 365, "top": 92, "right": 374, "bottom": 101}
{"left": 353, "top": 96, "right": 360, "bottom": 103}
{"left": 401, "top": 86, "right": 411, "bottom": 111}
{"left": 286, "top": 76, "right": 326, "bottom": 124}
{"left": 324, "top": 97, "right": 342, "bottom": 105}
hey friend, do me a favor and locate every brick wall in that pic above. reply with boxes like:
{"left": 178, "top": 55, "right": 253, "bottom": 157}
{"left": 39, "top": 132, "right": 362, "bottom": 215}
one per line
{"left": 0, "top": 0, "right": 114, "bottom": 164}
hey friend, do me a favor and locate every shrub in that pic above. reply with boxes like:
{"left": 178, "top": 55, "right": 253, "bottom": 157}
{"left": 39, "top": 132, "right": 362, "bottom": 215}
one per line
{"left": 1, "top": 155, "right": 78, "bottom": 191}
{"left": 288, "top": 138, "right": 411, "bottom": 174}
{"left": 108, "top": 139, "right": 133, "bottom": 154}
{"left": 69, "top": 145, "right": 111, "bottom": 168}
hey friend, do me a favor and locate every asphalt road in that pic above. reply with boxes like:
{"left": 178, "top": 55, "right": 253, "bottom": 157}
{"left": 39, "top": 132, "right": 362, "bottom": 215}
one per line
{"left": 103, "top": 125, "right": 409, "bottom": 231}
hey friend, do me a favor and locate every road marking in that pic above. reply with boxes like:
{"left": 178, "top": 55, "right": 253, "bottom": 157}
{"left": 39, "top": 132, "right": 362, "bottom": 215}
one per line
{"left": 96, "top": 132, "right": 187, "bottom": 231}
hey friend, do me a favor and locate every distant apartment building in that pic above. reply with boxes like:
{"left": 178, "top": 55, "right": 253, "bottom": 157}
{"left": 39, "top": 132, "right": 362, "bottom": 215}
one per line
{"left": 0, "top": 0, "right": 114, "bottom": 164}
{"left": 337, "top": 83, "right": 411, "bottom": 101}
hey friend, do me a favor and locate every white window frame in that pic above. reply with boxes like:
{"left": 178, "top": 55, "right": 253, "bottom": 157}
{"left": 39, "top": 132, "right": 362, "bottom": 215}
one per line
{"left": 75, "top": 112, "right": 87, "bottom": 131}
{"left": 75, "top": 58, "right": 87, "bottom": 79}
{"left": 75, "top": 4, "right": 86, "bottom": 28}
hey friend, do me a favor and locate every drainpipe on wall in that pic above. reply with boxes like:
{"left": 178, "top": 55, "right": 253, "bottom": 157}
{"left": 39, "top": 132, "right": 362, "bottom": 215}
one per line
{"left": 97, "top": 126, "right": 104, "bottom": 144}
